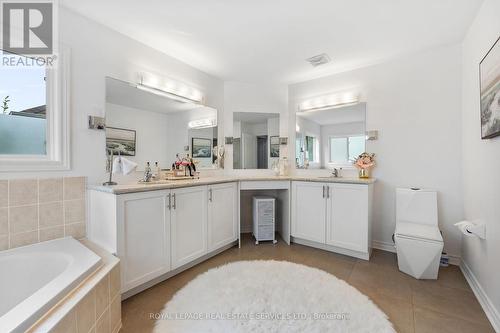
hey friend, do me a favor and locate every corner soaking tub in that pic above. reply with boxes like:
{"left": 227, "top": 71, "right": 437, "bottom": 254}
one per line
{"left": 0, "top": 237, "right": 102, "bottom": 333}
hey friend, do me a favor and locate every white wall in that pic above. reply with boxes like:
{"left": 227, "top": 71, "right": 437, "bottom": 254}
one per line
{"left": 461, "top": 0, "right": 500, "bottom": 328}
{"left": 2, "top": 7, "right": 224, "bottom": 183}
{"left": 289, "top": 44, "right": 464, "bottom": 257}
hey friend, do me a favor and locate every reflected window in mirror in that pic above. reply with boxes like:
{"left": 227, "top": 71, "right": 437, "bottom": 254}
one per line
{"left": 296, "top": 102, "right": 366, "bottom": 169}
{"left": 105, "top": 77, "right": 219, "bottom": 172}
{"left": 233, "top": 112, "right": 280, "bottom": 170}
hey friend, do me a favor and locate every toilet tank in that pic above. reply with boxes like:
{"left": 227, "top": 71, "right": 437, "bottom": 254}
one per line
{"left": 396, "top": 188, "right": 437, "bottom": 226}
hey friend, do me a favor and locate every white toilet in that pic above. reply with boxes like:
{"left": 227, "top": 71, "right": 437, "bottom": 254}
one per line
{"left": 394, "top": 188, "right": 443, "bottom": 279}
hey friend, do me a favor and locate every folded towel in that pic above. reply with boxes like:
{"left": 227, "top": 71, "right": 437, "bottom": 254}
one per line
{"left": 112, "top": 156, "right": 122, "bottom": 174}
{"left": 121, "top": 157, "right": 138, "bottom": 175}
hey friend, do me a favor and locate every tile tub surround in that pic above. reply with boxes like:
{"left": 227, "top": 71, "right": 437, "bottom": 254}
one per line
{"left": 28, "top": 240, "right": 121, "bottom": 333}
{"left": 0, "top": 177, "right": 87, "bottom": 250}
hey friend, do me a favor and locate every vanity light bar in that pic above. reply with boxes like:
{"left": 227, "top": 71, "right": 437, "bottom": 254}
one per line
{"left": 188, "top": 118, "right": 216, "bottom": 129}
{"left": 298, "top": 92, "right": 359, "bottom": 112}
{"left": 138, "top": 72, "right": 204, "bottom": 104}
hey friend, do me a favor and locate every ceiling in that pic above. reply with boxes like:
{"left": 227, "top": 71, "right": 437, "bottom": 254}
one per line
{"left": 63, "top": 0, "right": 483, "bottom": 84}
{"left": 297, "top": 103, "right": 365, "bottom": 125}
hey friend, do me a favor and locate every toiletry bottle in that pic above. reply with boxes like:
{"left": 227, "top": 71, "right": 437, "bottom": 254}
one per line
{"left": 155, "top": 161, "right": 161, "bottom": 179}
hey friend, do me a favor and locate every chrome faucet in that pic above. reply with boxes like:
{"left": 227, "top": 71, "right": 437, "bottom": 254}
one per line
{"left": 332, "top": 168, "right": 342, "bottom": 178}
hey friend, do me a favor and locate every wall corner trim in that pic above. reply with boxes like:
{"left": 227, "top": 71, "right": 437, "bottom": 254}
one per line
{"left": 460, "top": 259, "right": 500, "bottom": 332}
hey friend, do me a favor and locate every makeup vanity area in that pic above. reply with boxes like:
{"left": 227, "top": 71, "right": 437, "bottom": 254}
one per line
{"left": 87, "top": 76, "right": 375, "bottom": 299}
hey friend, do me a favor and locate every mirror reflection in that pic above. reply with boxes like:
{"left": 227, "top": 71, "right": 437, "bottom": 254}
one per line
{"left": 295, "top": 102, "right": 366, "bottom": 169}
{"left": 232, "top": 112, "right": 280, "bottom": 170}
{"left": 105, "top": 77, "right": 219, "bottom": 172}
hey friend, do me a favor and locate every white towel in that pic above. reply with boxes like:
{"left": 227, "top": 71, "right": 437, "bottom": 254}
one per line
{"left": 121, "top": 157, "right": 138, "bottom": 175}
{"left": 112, "top": 156, "right": 122, "bottom": 174}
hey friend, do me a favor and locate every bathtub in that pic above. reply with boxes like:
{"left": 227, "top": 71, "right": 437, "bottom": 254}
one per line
{"left": 0, "top": 237, "right": 102, "bottom": 333}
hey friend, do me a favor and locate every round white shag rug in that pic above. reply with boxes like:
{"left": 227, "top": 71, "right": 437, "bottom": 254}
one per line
{"left": 153, "top": 260, "right": 396, "bottom": 333}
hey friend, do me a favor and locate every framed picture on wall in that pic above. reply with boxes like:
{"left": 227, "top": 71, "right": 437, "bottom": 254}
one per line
{"left": 480, "top": 36, "right": 500, "bottom": 139}
{"left": 270, "top": 136, "right": 280, "bottom": 157}
{"left": 192, "top": 138, "right": 212, "bottom": 158}
{"left": 106, "top": 127, "right": 136, "bottom": 156}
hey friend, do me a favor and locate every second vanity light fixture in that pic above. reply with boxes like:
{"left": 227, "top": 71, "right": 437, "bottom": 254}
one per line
{"left": 298, "top": 91, "right": 359, "bottom": 112}
{"left": 137, "top": 72, "right": 204, "bottom": 104}
{"left": 188, "top": 118, "right": 216, "bottom": 129}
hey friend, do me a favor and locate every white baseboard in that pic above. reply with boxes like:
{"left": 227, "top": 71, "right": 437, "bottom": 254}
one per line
{"left": 371, "top": 240, "right": 461, "bottom": 266}
{"left": 460, "top": 259, "right": 500, "bottom": 332}
{"left": 372, "top": 240, "right": 396, "bottom": 253}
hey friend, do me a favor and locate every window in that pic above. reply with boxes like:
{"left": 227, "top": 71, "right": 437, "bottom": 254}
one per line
{"left": 0, "top": 49, "right": 70, "bottom": 171}
{"left": 305, "top": 136, "right": 315, "bottom": 162}
{"left": 0, "top": 52, "right": 47, "bottom": 155}
{"left": 329, "top": 135, "right": 365, "bottom": 164}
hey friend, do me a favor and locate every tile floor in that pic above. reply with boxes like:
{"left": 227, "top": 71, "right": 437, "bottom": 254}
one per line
{"left": 121, "top": 235, "right": 494, "bottom": 333}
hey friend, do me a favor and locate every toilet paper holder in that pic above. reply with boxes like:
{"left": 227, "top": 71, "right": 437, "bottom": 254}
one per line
{"left": 454, "top": 220, "right": 486, "bottom": 239}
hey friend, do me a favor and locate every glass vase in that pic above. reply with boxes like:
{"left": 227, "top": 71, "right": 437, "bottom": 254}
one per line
{"left": 358, "top": 168, "right": 370, "bottom": 179}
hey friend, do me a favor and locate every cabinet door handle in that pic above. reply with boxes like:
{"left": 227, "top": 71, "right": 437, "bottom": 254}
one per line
{"left": 209, "top": 188, "right": 213, "bottom": 202}
{"left": 327, "top": 186, "right": 330, "bottom": 199}
{"left": 322, "top": 185, "right": 325, "bottom": 198}
{"left": 172, "top": 193, "right": 176, "bottom": 210}
{"left": 167, "top": 193, "right": 171, "bottom": 210}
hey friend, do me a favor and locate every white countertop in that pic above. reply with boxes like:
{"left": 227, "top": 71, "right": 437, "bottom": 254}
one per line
{"left": 88, "top": 175, "right": 376, "bottom": 195}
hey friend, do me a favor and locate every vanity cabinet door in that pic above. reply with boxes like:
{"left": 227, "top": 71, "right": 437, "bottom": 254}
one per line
{"left": 291, "top": 181, "right": 327, "bottom": 243}
{"left": 326, "top": 184, "right": 369, "bottom": 252}
{"left": 171, "top": 185, "right": 208, "bottom": 269}
{"left": 207, "top": 182, "right": 238, "bottom": 252}
{"left": 117, "top": 190, "right": 171, "bottom": 292}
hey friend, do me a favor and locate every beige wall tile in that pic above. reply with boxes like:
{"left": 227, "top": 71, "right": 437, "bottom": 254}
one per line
{"left": 9, "top": 179, "right": 38, "bottom": 206}
{"left": 76, "top": 289, "right": 96, "bottom": 333}
{"left": 96, "top": 308, "right": 110, "bottom": 333}
{"left": 10, "top": 230, "right": 38, "bottom": 248}
{"left": 109, "top": 265, "right": 121, "bottom": 299}
{"left": 110, "top": 294, "right": 121, "bottom": 333}
{"left": 40, "top": 226, "right": 64, "bottom": 242}
{"left": 9, "top": 205, "right": 38, "bottom": 234}
{"left": 65, "top": 222, "right": 86, "bottom": 239}
{"left": 0, "top": 180, "right": 7, "bottom": 208}
{"left": 96, "top": 274, "right": 110, "bottom": 318}
{"left": 64, "top": 199, "right": 85, "bottom": 224}
{"left": 39, "top": 178, "right": 63, "bottom": 203}
{"left": 0, "top": 207, "right": 7, "bottom": 235}
{"left": 40, "top": 202, "right": 63, "bottom": 228}
{"left": 51, "top": 309, "right": 77, "bottom": 333}
{"left": 64, "top": 177, "right": 86, "bottom": 200}
{"left": 0, "top": 235, "right": 8, "bottom": 250}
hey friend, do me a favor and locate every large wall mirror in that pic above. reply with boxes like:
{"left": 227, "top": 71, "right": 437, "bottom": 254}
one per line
{"left": 232, "top": 112, "right": 280, "bottom": 170}
{"left": 105, "top": 77, "right": 219, "bottom": 171}
{"left": 295, "top": 102, "right": 366, "bottom": 169}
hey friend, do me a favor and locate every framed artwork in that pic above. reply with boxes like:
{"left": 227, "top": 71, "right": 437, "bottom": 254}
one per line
{"left": 480, "top": 36, "right": 500, "bottom": 139}
{"left": 270, "top": 135, "right": 280, "bottom": 158}
{"left": 192, "top": 138, "right": 212, "bottom": 158}
{"left": 106, "top": 127, "right": 136, "bottom": 156}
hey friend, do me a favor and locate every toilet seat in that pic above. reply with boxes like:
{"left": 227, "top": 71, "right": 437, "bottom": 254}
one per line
{"left": 395, "top": 221, "right": 443, "bottom": 243}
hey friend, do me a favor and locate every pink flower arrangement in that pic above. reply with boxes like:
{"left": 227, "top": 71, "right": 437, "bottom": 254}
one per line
{"left": 353, "top": 152, "right": 376, "bottom": 170}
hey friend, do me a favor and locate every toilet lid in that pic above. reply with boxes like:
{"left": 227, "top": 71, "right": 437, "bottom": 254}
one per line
{"left": 395, "top": 221, "right": 443, "bottom": 242}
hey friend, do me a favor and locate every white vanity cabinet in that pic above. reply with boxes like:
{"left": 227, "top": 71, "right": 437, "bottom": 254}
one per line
{"left": 291, "top": 181, "right": 373, "bottom": 260}
{"left": 88, "top": 182, "right": 239, "bottom": 295}
{"left": 170, "top": 185, "right": 208, "bottom": 269}
{"left": 116, "top": 190, "right": 171, "bottom": 292}
{"left": 207, "top": 182, "right": 238, "bottom": 252}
